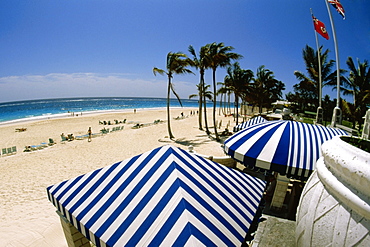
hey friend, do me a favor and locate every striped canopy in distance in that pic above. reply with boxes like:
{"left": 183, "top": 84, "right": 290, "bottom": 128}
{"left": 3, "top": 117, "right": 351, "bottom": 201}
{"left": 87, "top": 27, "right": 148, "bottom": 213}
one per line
{"left": 233, "top": 116, "right": 267, "bottom": 132}
{"left": 224, "top": 120, "right": 348, "bottom": 180}
{"left": 47, "top": 145, "right": 266, "bottom": 247}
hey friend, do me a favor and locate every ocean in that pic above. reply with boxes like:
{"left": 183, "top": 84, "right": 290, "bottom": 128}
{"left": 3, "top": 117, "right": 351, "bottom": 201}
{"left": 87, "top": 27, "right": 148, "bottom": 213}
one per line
{"left": 0, "top": 97, "right": 208, "bottom": 124}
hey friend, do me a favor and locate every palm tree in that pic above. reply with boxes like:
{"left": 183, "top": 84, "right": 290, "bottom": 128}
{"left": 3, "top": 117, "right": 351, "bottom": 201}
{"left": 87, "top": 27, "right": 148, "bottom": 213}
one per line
{"left": 207, "top": 42, "right": 242, "bottom": 141}
{"left": 224, "top": 62, "right": 253, "bottom": 125}
{"left": 218, "top": 82, "right": 234, "bottom": 116}
{"left": 322, "top": 94, "right": 336, "bottom": 125}
{"left": 189, "top": 83, "right": 213, "bottom": 134}
{"left": 341, "top": 57, "right": 370, "bottom": 129}
{"left": 250, "top": 65, "right": 285, "bottom": 113}
{"left": 294, "top": 45, "right": 336, "bottom": 110}
{"left": 189, "top": 84, "right": 213, "bottom": 102}
{"left": 217, "top": 81, "right": 232, "bottom": 116}
{"left": 153, "top": 52, "right": 193, "bottom": 139}
{"left": 188, "top": 45, "right": 209, "bottom": 131}
{"left": 217, "top": 82, "right": 224, "bottom": 116}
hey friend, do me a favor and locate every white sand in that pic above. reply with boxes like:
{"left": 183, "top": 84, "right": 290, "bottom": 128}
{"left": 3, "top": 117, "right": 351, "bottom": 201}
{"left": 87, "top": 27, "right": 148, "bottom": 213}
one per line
{"left": 0, "top": 108, "right": 238, "bottom": 246}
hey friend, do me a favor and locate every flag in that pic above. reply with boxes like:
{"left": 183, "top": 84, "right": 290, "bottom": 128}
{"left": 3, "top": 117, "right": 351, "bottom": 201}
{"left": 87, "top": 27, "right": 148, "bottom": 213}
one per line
{"left": 312, "top": 15, "right": 329, "bottom": 40}
{"left": 328, "top": 0, "right": 345, "bottom": 19}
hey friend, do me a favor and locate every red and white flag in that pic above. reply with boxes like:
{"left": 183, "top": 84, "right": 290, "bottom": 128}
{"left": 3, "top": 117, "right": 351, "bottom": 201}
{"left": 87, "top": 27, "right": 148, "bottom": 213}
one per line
{"left": 312, "top": 15, "right": 329, "bottom": 40}
{"left": 328, "top": 0, "right": 345, "bottom": 19}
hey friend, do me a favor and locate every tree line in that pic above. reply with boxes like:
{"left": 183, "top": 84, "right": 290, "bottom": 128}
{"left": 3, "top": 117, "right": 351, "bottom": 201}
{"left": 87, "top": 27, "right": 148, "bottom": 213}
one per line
{"left": 288, "top": 45, "right": 370, "bottom": 129}
{"left": 154, "top": 42, "right": 369, "bottom": 141}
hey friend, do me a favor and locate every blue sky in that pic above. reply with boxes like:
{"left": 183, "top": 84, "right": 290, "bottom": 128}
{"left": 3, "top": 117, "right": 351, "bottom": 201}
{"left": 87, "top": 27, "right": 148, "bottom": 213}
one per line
{"left": 0, "top": 0, "right": 369, "bottom": 103}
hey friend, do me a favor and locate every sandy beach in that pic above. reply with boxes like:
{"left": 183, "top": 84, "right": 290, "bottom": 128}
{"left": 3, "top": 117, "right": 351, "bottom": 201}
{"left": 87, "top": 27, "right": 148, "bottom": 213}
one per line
{"left": 0, "top": 108, "right": 238, "bottom": 246}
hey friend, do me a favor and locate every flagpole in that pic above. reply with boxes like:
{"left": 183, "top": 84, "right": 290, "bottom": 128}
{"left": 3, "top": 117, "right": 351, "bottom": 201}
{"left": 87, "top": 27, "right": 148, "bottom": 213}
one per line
{"left": 325, "top": 0, "right": 342, "bottom": 126}
{"left": 311, "top": 8, "right": 323, "bottom": 125}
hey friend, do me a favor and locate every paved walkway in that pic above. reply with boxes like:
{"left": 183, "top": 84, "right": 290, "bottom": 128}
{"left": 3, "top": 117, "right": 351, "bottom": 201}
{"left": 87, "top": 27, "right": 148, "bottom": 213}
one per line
{"left": 250, "top": 214, "right": 296, "bottom": 247}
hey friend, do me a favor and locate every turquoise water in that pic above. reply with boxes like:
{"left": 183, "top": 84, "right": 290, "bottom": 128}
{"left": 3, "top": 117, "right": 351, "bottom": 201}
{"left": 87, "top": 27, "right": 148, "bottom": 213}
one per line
{"left": 0, "top": 97, "right": 206, "bottom": 124}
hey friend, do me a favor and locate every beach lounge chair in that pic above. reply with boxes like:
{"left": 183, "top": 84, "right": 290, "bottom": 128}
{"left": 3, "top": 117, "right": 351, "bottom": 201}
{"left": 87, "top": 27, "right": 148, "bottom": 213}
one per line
{"left": 15, "top": 128, "right": 27, "bottom": 132}
{"left": 67, "top": 134, "right": 75, "bottom": 141}
{"left": 100, "top": 128, "right": 109, "bottom": 134}
{"left": 76, "top": 134, "right": 89, "bottom": 140}
{"left": 30, "top": 145, "right": 42, "bottom": 151}
{"left": 49, "top": 138, "right": 55, "bottom": 145}
{"left": 7, "top": 147, "right": 12, "bottom": 154}
{"left": 11, "top": 146, "right": 17, "bottom": 154}
{"left": 92, "top": 133, "right": 100, "bottom": 138}
{"left": 1, "top": 148, "right": 7, "bottom": 156}
{"left": 61, "top": 135, "right": 68, "bottom": 143}
{"left": 132, "top": 123, "right": 143, "bottom": 129}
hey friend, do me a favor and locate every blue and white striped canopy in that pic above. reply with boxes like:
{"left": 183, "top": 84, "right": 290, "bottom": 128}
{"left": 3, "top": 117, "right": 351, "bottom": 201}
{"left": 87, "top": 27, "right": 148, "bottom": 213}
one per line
{"left": 224, "top": 120, "right": 348, "bottom": 179}
{"left": 47, "top": 145, "right": 266, "bottom": 247}
{"left": 233, "top": 116, "right": 267, "bottom": 132}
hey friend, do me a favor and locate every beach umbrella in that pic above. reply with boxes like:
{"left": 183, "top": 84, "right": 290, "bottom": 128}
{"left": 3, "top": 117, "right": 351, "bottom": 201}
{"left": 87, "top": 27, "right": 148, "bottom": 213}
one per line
{"left": 224, "top": 120, "right": 348, "bottom": 180}
{"left": 47, "top": 145, "right": 266, "bottom": 247}
{"left": 233, "top": 116, "right": 267, "bottom": 132}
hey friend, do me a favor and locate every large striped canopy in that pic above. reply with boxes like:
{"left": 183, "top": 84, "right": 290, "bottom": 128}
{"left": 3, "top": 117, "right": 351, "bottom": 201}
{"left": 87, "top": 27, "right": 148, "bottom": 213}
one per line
{"left": 233, "top": 116, "right": 267, "bottom": 132}
{"left": 47, "top": 145, "right": 266, "bottom": 247}
{"left": 224, "top": 120, "right": 348, "bottom": 179}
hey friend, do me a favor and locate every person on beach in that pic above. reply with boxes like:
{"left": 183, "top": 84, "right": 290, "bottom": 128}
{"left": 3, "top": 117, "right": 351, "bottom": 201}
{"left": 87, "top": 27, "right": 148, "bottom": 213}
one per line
{"left": 87, "top": 127, "right": 92, "bottom": 142}
{"left": 221, "top": 128, "right": 232, "bottom": 136}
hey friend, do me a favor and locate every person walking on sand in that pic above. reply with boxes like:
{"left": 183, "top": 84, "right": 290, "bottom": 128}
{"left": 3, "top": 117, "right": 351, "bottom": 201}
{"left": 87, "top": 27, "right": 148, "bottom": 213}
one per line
{"left": 88, "top": 127, "right": 92, "bottom": 142}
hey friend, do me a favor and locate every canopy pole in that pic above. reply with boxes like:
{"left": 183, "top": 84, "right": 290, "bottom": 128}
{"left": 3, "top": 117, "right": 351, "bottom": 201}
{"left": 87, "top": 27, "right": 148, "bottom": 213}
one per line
{"left": 311, "top": 8, "right": 323, "bottom": 125}
{"left": 324, "top": 0, "right": 342, "bottom": 126}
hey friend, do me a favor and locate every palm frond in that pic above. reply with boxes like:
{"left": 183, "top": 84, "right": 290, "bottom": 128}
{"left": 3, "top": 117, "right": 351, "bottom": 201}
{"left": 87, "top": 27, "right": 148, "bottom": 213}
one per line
{"left": 153, "top": 67, "right": 166, "bottom": 76}
{"left": 170, "top": 82, "right": 183, "bottom": 107}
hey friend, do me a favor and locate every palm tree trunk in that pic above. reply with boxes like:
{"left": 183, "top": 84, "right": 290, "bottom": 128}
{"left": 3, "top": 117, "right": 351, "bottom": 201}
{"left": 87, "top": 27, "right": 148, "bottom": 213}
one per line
{"left": 222, "top": 93, "right": 227, "bottom": 115}
{"left": 219, "top": 93, "right": 222, "bottom": 116}
{"left": 198, "top": 96, "right": 203, "bottom": 130}
{"left": 167, "top": 76, "right": 175, "bottom": 139}
{"left": 212, "top": 69, "right": 220, "bottom": 141}
{"left": 198, "top": 75, "right": 203, "bottom": 130}
{"left": 227, "top": 93, "right": 231, "bottom": 115}
{"left": 235, "top": 95, "right": 239, "bottom": 125}
{"left": 202, "top": 78, "right": 210, "bottom": 135}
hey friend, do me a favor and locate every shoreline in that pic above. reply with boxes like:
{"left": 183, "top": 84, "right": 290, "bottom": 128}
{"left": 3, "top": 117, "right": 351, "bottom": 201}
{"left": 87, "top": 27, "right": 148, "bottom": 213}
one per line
{"left": 0, "top": 96, "right": 204, "bottom": 125}
{"left": 0, "top": 107, "right": 195, "bottom": 127}
{"left": 0, "top": 107, "right": 235, "bottom": 246}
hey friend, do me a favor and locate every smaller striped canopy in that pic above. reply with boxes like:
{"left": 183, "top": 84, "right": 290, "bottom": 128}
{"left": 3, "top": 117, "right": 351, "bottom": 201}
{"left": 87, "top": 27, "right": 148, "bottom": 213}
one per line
{"left": 233, "top": 116, "right": 267, "bottom": 132}
{"left": 224, "top": 120, "right": 348, "bottom": 180}
{"left": 47, "top": 145, "right": 266, "bottom": 247}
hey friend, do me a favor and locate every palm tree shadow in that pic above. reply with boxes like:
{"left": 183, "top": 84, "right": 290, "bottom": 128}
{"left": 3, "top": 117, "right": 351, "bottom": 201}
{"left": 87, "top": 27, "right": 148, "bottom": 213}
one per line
{"left": 157, "top": 135, "right": 216, "bottom": 149}
{"left": 174, "top": 137, "right": 215, "bottom": 149}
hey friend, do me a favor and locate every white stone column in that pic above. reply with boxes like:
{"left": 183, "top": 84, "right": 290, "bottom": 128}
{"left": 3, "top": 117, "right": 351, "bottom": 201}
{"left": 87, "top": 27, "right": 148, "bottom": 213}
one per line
{"left": 296, "top": 136, "right": 370, "bottom": 246}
